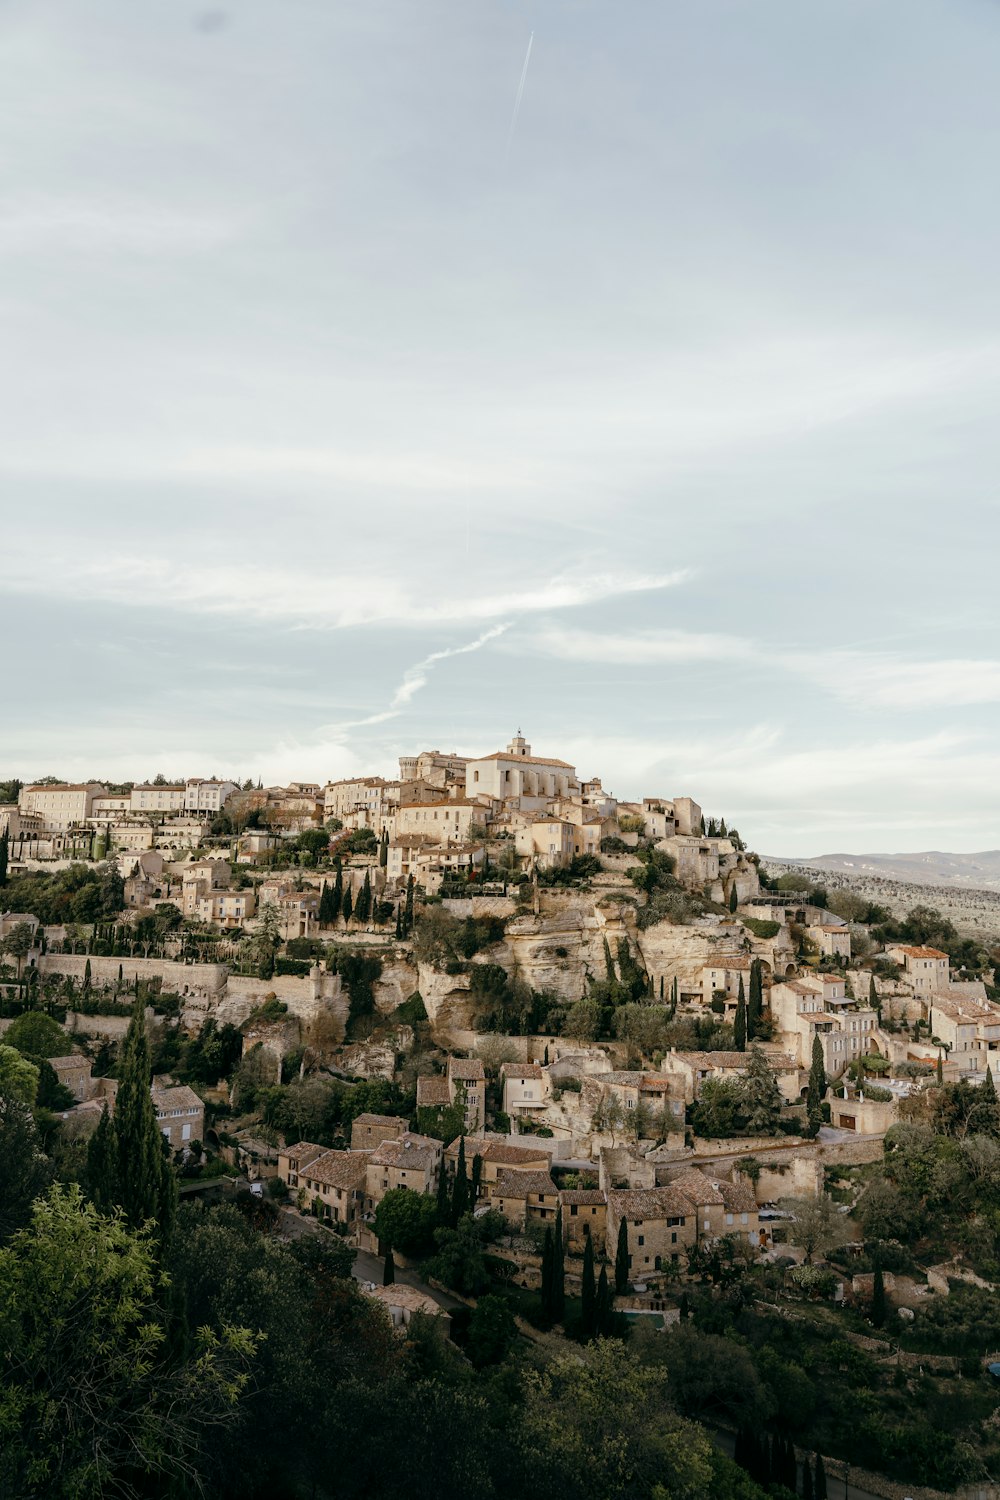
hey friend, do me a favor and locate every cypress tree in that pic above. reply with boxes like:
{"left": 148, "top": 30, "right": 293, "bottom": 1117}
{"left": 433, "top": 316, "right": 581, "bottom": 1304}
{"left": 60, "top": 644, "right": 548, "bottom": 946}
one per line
{"left": 86, "top": 1103, "right": 118, "bottom": 1212}
{"left": 404, "top": 874, "right": 415, "bottom": 935}
{"left": 734, "top": 976, "right": 747, "bottom": 1052}
{"left": 978, "top": 1065, "right": 1000, "bottom": 1137}
{"left": 552, "top": 1207, "right": 565, "bottom": 1323}
{"left": 113, "top": 999, "right": 177, "bottom": 1241}
{"left": 807, "top": 1033, "right": 827, "bottom": 1132}
{"left": 596, "top": 1263, "right": 612, "bottom": 1335}
{"left": 815, "top": 1453, "right": 828, "bottom": 1499}
{"left": 869, "top": 974, "right": 880, "bottom": 1014}
{"left": 356, "top": 869, "right": 372, "bottom": 924}
{"left": 659, "top": 974, "right": 664, "bottom": 1000}
{"left": 435, "top": 1160, "right": 451, "bottom": 1225}
{"left": 581, "top": 1229, "right": 596, "bottom": 1339}
{"left": 603, "top": 937, "right": 615, "bottom": 981}
{"left": 379, "top": 828, "right": 389, "bottom": 868}
{"left": 342, "top": 885, "right": 353, "bottom": 923}
{"left": 83, "top": 959, "right": 92, "bottom": 992}
{"left": 395, "top": 905, "right": 402, "bottom": 939}
{"left": 451, "top": 1135, "right": 469, "bottom": 1225}
{"left": 802, "top": 1456, "right": 814, "bottom": 1500}
{"left": 0, "top": 828, "right": 8, "bottom": 886}
{"left": 748, "top": 958, "right": 763, "bottom": 1040}
{"left": 729, "top": 884, "right": 738, "bottom": 913}
{"left": 332, "top": 859, "right": 343, "bottom": 918}
{"left": 668, "top": 975, "right": 678, "bottom": 1021}
{"left": 318, "top": 881, "right": 333, "bottom": 924}
{"left": 872, "top": 1258, "right": 886, "bottom": 1328}
{"left": 615, "top": 1216, "right": 630, "bottom": 1294}
{"left": 720, "top": 818, "right": 727, "bottom": 837}
{"left": 937, "top": 1050, "right": 944, "bottom": 1085}
{"left": 383, "top": 1247, "right": 395, "bottom": 1285}
{"left": 541, "top": 1229, "right": 554, "bottom": 1320}
{"left": 471, "top": 1152, "right": 482, "bottom": 1202}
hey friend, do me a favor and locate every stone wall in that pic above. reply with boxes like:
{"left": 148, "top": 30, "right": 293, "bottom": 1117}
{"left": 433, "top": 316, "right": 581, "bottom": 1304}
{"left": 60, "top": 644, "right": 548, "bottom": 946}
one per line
{"left": 38, "top": 953, "right": 227, "bottom": 995}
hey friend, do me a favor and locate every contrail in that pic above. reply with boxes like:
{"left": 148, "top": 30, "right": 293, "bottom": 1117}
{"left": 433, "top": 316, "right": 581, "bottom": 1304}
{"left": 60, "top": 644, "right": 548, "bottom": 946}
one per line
{"left": 325, "top": 623, "right": 511, "bottom": 731}
{"left": 505, "top": 31, "right": 534, "bottom": 160}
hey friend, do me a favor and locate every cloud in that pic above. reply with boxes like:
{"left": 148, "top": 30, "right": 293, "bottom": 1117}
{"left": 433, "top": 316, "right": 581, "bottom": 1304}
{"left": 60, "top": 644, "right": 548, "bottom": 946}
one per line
{"left": 1, "top": 554, "right": 689, "bottom": 628}
{"left": 332, "top": 622, "right": 512, "bottom": 729}
{"left": 531, "top": 625, "right": 753, "bottom": 665}
{"left": 0, "top": 196, "right": 236, "bottom": 254}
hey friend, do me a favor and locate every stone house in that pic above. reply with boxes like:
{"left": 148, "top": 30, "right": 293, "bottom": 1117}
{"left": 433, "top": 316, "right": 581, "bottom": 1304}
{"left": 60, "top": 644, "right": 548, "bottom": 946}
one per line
{"left": 49, "top": 1054, "right": 96, "bottom": 1103}
{"left": 560, "top": 1188, "right": 607, "bottom": 1252}
{"left": 928, "top": 994, "right": 1000, "bottom": 1075}
{"left": 152, "top": 1082, "right": 205, "bottom": 1149}
{"left": 447, "top": 1057, "right": 486, "bottom": 1132}
{"left": 297, "top": 1149, "right": 372, "bottom": 1223}
{"left": 366, "top": 1134, "right": 442, "bottom": 1206}
{"left": 501, "top": 1062, "right": 550, "bottom": 1120}
{"left": 277, "top": 1140, "right": 328, "bottom": 1190}
{"left": 493, "top": 1169, "right": 559, "bottom": 1229}
{"left": 351, "top": 1113, "right": 410, "bottom": 1151}
{"left": 886, "top": 944, "right": 951, "bottom": 994}
{"left": 606, "top": 1185, "right": 696, "bottom": 1276}
{"left": 816, "top": 925, "right": 852, "bottom": 960}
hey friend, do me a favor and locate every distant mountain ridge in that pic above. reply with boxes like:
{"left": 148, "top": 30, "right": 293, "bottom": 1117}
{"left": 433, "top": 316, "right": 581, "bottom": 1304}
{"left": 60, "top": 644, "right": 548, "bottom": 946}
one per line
{"left": 766, "top": 850, "right": 1000, "bottom": 892}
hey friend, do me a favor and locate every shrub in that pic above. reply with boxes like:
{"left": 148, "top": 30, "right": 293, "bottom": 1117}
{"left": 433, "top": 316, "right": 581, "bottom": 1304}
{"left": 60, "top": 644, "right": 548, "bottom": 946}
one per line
{"left": 741, "top": 918, "right": 781, "bottom": 940}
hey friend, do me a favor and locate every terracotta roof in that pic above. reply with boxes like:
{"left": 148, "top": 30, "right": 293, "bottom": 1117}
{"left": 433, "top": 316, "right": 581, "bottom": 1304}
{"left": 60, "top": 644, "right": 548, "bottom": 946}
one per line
{"left": 473, "top": 752, "right": 576, "bottom": 769}
{"left": 608, "top": 1186, "right": 692, "bottom": 1220}
{"left": 446, "top": 1137, "right": 550, "bottom": 1166}
{"left": 930, "top": 995, "right": 999, "bottom": 1023}
{"left": 559, "top": 1189, "right": 606, "bottom": 1206}
{"left": 416, "top": 1076, "right": 451, "bottom": 1106}
{"left": 502, "top": 1063, "right": 543, "bottom": 1080}
{"left": 893, "top": 945, "right": 949, "bottom": 960}
{"left": 669, "top": 1171, "right": 724, "bottom": 1206}
{"left": 370, "top": 1136, "right": 439, "bottom": 1171}
{"left": 304, "top": 1150, "right": 372, "bottom": 1190}
{"left": 152, "top": 1084, "right": 203, "bottom": 1113}
{"left": 49, "top": 1054, "right": 89, "bottom": 1071}
{"left": 353, "top": 1113, "right": 408, "bottom": 1129}
{"left": 719, "top": 1179, "right": 759, "bottom": 1214}
{"left": 494, "top": 1169, "right": 557, "bottom": 1198}
{"left": 281, "top": 1140, "right": 327, "bottom": 1166}
{"left": 448, "top": 1057, "right": 485, "bottom": 1081}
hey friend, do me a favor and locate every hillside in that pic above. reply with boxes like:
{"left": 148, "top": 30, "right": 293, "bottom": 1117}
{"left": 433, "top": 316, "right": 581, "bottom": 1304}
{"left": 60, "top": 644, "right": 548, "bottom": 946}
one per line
{"left": 770, "top": 849, "right": 1000, "bottom": 890}
{"left": 763, "top": 857, "right": 1000, "bottom": 942}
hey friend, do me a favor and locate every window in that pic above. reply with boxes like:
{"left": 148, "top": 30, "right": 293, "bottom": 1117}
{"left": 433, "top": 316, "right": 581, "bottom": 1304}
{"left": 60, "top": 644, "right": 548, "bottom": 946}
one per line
{"left": 637, "top": 1235, "right": 644, "bottom": 1246}
{"left": 570, "top": 1205, "right": 578, "bottom": 1216}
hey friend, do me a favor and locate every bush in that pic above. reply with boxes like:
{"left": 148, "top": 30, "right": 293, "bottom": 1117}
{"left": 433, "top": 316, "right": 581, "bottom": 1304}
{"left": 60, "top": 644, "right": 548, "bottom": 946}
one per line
{"left": 742, "top": 918, "right": 781, "bottom": 940}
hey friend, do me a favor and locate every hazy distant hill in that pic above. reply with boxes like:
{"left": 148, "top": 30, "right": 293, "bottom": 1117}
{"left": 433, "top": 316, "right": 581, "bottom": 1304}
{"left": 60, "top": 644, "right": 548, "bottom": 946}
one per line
{"left": 768, "top": 850, "right": 1000, "bottom": 892}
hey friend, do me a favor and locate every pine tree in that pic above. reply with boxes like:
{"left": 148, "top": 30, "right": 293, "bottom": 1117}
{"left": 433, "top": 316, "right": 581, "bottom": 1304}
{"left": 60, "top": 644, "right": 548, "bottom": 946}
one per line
{"left": 815, "top": 1453, "right": 828, "bottom": 1499}
{"left": 112, "top": 999, "right": 177, "bottom": 1240}
{"left": 807, "top": 1033, "right": 827, "bottom": 1133}
{"left": 615, "top": 1216, "right": 630, "bottom": 1294}
{"left": 581, "top": 1229, "right": 596, "bottom": 1339}
{"left": 451, "top": 1135, "right": 469, "bottom": 1225}
{"left": 342, "top": 885, "right": 353, "bottom": 923}
{"left": 734, "top": 976, "right": 747, "bottom": 1052}
{"left": 383, "top": 1247, "right": 395, "bottom": 1285}
{"left": 0, "top": 828, "right": 8, "bottom": 886}
{"left": 552, "top": 1207, "right": 565, "bottom": 1323}
{"left": 872, "top": 1258, "right": 886, "bottom": 1328}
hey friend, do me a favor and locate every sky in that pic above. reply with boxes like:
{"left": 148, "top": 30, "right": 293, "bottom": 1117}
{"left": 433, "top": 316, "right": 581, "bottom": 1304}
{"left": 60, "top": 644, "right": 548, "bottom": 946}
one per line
{"left": 2, "top": 0, "right": 1000, "bottom": 856}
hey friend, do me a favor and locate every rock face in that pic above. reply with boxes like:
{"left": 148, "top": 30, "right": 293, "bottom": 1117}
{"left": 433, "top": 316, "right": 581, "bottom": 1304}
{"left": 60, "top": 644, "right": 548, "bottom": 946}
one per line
{"left": 373, "top": 957, "right": 419, "bottom": 1016}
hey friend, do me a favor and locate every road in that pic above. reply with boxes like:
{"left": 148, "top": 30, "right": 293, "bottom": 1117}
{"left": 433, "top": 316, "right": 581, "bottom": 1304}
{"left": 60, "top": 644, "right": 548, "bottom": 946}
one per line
{"left": 277, "top": 1209, "right": 463, "bottom": 1312}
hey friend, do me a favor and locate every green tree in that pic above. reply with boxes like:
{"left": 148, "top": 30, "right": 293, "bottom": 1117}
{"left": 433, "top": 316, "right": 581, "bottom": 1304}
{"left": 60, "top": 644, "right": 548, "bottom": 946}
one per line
{"left": 100, "top": 1000, "right": 177, "bottom": 1241}
{"left": 383, "top": 1246, "right": 395, "bottom": 1285}
{"left": 552, "top": 1206, "right": 566, "bottom": 1323}
{"left": 0, "top": 1045, "right": 39, "bottom": 1105}
{"left": 466, "top": 1292, "right": 517, "bottom": 1367}
{"left": 815, "top": 1452, "right": 828, "bottom": 1499}
{"left": 342, "top": 884, "right": 354, "bottom": 923}
{"left": 734, "top": 976, "right": 747, "bottom": 1052}
{"left": 596, "top": 1263, "right": 612, "bottom": 1335}
{"left": 741, "top": 1047, "right": 783, "bottom": 1134}
{"left": 0, "top": 1092, "right": 51, "bottom": 1244}
{"left": 871, "top": 1257, "right": 886, "bottom": 1328}
{"left": 435, "top": 1160, "right": 451, "bottom": 1224}
{"left": 747, "top": 959, "right": 763, "bottom": 1040}
{"left": 729, "top": 885, "right": 739, "bottom": 913}
{"left": 580, "top": 1230, "right": 596, "bottom": 1340}
{"left": 807, "top": 1033, "right": 827, "bottom": 1134}
{"left": 374, "top": 1187, "right": 438, "bottom": 1257}
{"left": 355, "top": 869, "right": 372, "bottom": 924}
{"left": 615, "top": 1217, "right": 630, "bottom": 1293}
{"left": 3, "top": 1011, "right": 67, "bottom": 1060}
{"left": 451, "top": 1135, "right": 469, "bottom": 1225}
{"left": 0, "top": 1185, "right": 257, "bottom": 1500}
{"left": 1, "top": 920, "right": 34, "bottom": 977}
{"left": 404, "top": 873, "right": 415, "bottom": 936}
{"left": 0, "top": 827, "right": 8, "bottom": 886}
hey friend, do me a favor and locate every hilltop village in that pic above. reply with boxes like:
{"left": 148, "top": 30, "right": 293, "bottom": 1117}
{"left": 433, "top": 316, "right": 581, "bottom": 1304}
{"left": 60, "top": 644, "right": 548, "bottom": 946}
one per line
{"left": 4, "top": 733, "right": 1000, "bottom": 1496}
